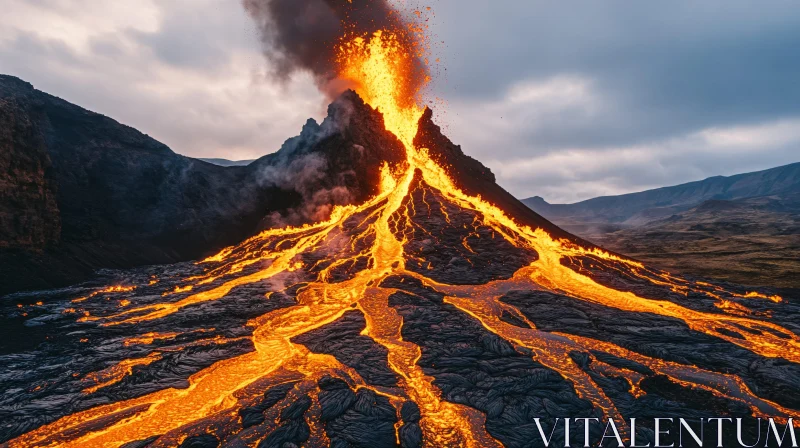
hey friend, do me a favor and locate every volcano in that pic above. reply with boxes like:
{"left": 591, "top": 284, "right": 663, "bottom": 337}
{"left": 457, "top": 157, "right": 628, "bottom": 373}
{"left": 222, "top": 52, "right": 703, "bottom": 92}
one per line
{"left": 2, "top": 87, "right": 800, "bottom": 448}
{"left": 3, "top": 5, "right": 800, "bottom": 446}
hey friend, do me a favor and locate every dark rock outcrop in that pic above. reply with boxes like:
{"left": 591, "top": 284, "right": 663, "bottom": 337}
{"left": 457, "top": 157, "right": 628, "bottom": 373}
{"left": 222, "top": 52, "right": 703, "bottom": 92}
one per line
{"left": 0, "top": 76, "right": 406, "bottom": 295}
{"left": 292, "top": 310, "right": 399, "bottom": 387}
{"left": 0, "top": 92, "right": 60, "bottom": 251}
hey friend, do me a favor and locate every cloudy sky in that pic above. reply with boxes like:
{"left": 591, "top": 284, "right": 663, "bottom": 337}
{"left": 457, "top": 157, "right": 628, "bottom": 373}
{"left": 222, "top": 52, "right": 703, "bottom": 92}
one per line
{"left": 2, "top": 1, "right": 799, "bottom": 203}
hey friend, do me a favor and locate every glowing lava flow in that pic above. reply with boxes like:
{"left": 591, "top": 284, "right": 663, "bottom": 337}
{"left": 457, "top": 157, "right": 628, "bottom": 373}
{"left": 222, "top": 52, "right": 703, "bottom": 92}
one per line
{"left": 81, "top": 353, "right": 163, "bottom": 394}
{"left": 8, "top": 27, "right": 800, "bottom": 448}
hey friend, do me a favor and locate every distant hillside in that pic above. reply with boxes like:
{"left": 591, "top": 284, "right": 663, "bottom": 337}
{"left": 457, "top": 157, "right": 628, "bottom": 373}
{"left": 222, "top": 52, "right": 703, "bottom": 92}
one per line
{"left": 589, "top": 193, "right": 800, "bottom": 288}
{"left": 198, "top": 158, "right": 255, "bottom": 167}
{"left": 524, "top": 162, "right": 800, "bottom": 228}
{"left": 523, "top": 163, "right": 800, "bottom": 288}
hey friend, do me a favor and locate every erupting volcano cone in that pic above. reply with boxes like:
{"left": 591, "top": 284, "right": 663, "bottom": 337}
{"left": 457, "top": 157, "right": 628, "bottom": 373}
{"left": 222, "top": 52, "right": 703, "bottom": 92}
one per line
{"left": 4, "top": 90, "right": 800, "bottom": 448}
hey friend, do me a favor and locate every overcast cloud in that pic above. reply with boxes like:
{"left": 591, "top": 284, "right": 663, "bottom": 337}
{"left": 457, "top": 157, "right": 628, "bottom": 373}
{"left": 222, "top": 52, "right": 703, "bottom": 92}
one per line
{"left": 2, "top": 0, "right": 799, "bottom": 203}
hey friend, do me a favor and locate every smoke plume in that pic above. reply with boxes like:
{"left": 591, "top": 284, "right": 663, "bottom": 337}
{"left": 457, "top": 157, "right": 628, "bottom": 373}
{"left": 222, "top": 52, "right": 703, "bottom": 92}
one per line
{"left": 242, "top": 0, "right": 414, "bottom": 96}
{"left": 254, "top": 94, "right": 362, "bottom": 226}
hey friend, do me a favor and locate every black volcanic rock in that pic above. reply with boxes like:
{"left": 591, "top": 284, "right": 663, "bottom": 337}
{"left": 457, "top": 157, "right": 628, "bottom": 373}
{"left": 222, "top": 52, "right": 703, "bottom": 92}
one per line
{"left": 386, "top": 287, "right": 602, "bottom": 448}
{"left": 398, "top": 173, "right": 538, "bottom": 284}
{"left": 0, "top": 89, "right": 60, "bottom": 250}
{"left": 292, "top": 310, "right": 399, "bottom": 387}
{"left": 0, "top": 76, "right": 406, "bottom": 295}
{"left": 320, "top": 387, "right": 398, "bottom": 448}
{"left": 249, "top": 90, "right": 407, "bottom": 227}
{"left": 179, "top": 434, "right": 220, "bottom": 448}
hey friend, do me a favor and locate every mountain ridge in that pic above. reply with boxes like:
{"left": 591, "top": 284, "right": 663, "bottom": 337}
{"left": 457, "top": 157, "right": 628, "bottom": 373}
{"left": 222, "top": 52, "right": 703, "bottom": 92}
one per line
{"left": 524, "top": 161, "right": 800, "bottom": 225}
{"left": 198, "top": 158, "right": 256, "bottom": 167}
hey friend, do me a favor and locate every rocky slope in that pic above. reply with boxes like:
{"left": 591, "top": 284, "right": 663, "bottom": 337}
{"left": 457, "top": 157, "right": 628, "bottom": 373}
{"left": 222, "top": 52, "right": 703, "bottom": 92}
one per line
{"left": 0, "top": 76, "right": 406, "bottom": 295}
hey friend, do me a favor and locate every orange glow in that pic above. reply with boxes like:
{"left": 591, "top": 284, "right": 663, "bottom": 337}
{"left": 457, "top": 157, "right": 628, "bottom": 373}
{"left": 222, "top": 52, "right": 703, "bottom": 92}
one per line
{"left": 715, "top": 300, "right": 754, "bottom": 317}
{"left": 82, "top": 352, "right": 163, "bottom": 394}
{"left": 163, "top": 285, "right": 194, "bottom": 296}
{"left": 337, "top": 30, "right": 426, "bottom": 150}
{"left": 737, "top": 291, "right": 783, "bottom": 303}
{"left": 72, "top": 285, "right": 136, "bottom": 303}
{"left": 123, "top": 332, "right": 180, "bottom": 347}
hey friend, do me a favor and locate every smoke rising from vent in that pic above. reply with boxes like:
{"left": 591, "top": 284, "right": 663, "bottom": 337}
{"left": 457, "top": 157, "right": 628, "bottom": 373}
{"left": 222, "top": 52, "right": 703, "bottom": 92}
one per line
{"left": 254, "top": 95, "right": 362, "bottom": 226}
{"left": 242, "top": 0, "right": 424, "bottom": 98}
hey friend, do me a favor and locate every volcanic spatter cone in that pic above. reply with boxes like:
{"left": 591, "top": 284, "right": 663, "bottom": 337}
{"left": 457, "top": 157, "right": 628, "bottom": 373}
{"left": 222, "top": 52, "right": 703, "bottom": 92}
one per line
{"left": 3, "top": 92, "right": 800, "bottom": 448}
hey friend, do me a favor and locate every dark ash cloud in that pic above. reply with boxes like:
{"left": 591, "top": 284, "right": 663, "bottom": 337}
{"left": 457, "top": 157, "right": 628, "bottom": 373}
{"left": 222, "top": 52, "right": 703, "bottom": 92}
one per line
{"left": 435, "top": 0, "right": 800, "bottom": 151}
{"left": 242, "top": 0, "right": 408, "bottom": 93}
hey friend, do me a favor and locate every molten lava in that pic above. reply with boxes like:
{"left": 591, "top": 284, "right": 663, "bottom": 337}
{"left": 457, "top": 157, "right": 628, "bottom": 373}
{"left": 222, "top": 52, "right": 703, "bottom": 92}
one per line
{"left": 8, "top": 11, "right": 800, "bottom": 448}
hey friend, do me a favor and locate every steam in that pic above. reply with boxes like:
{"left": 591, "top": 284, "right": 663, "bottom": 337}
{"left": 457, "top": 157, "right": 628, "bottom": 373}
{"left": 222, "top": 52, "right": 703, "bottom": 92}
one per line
{"left": 259, "top": 152, "right": 354, "bottom": 226}
{"left": 242, "top": 0, "right": 416, "bottom": 97}
{"left": 255, "top": 94, "right": 360, "bottom": 226}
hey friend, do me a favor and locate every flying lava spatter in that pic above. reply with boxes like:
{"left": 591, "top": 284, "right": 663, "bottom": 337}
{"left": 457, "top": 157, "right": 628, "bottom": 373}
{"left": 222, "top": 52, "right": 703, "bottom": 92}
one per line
{"left": 8, "top": 5, "right": 800, "bottom": 448}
